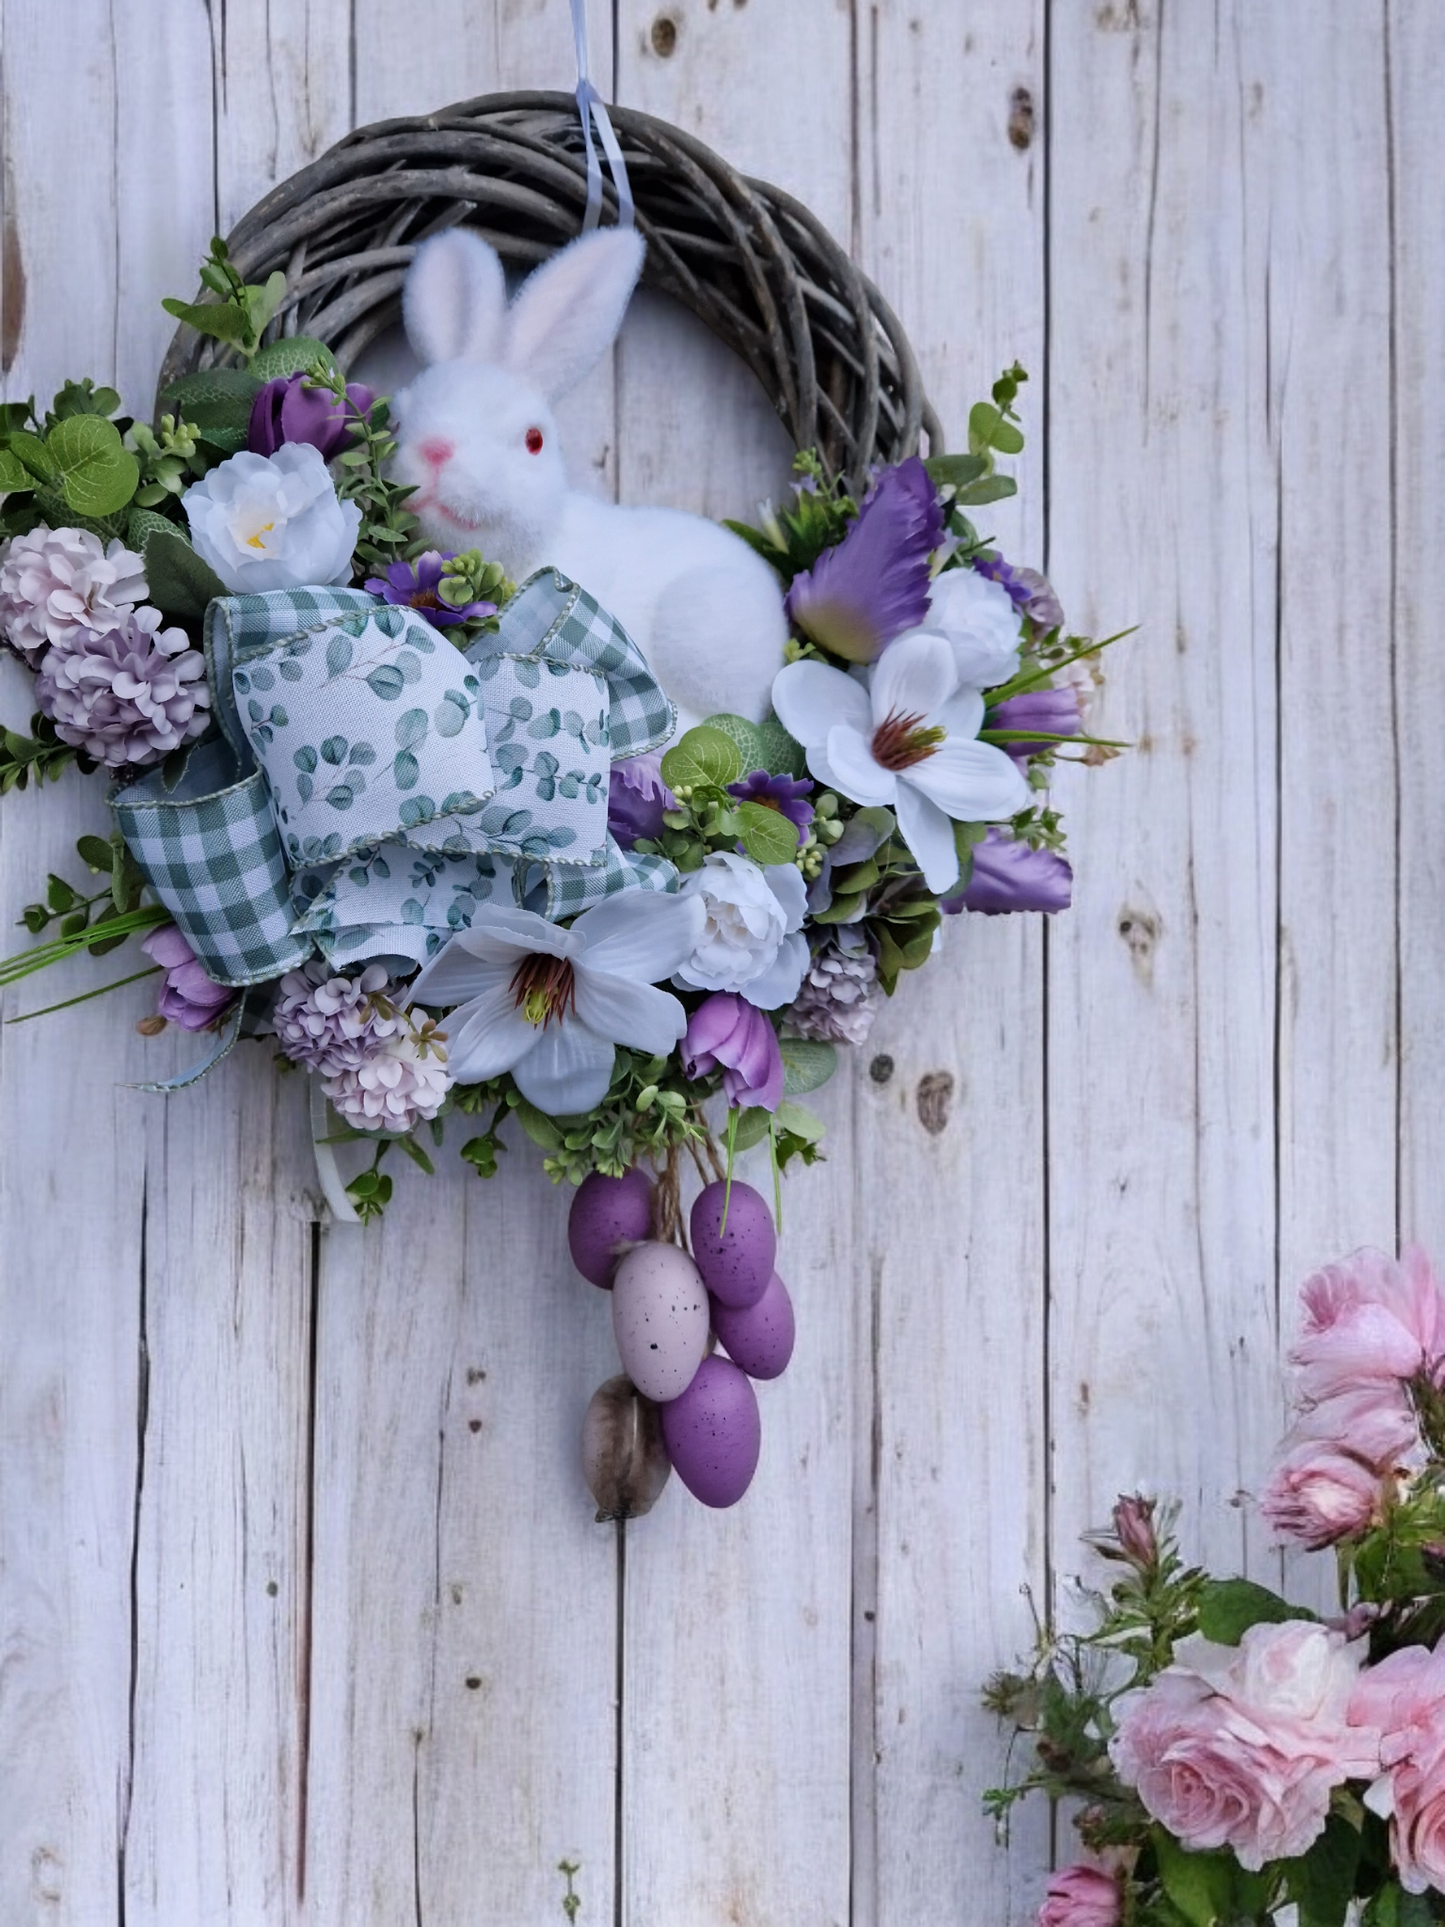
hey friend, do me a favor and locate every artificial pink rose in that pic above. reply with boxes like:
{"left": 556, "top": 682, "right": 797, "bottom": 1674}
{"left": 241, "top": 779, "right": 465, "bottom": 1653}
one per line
{"left": 1289, "top": 1384, "right": 1422, "bottom": 1473}
{"left": 1110, "top": 1622, "right": 1380, "bottom": 1870}
{"left": 1291, "top": 1246, "right": 1445, "bottom": 1402}
{"left": 1348, "top": 1644, "right": 1445, "bottom": 1895}
{"left": 1037, "top": 1864, "right": 1121, "bottom": 1927}
{"left": 1259, "top": 1441, "right": 1383, "bottom": 1549}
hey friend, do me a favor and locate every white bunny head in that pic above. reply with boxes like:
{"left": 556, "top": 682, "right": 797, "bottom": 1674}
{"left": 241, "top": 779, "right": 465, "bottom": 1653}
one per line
{"left": 391, "top": 225, "right": 645, "bottom": 570}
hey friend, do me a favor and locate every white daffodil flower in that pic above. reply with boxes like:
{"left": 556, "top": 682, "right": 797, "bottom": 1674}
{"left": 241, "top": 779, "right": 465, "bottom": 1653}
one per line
{"left": 771, "top": 631, "right": 1030, "bottom": 894}
{"left": 407, "top": 891, "right": 706, "bottom": 1116}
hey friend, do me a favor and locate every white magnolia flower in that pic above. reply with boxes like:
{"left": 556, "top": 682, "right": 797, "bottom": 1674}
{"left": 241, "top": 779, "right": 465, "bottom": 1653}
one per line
{"left": 0, "top": 526, "right": 146, "bottom": 661}
{"left": 771, "top": 631, "right": 1030, "bottom": 894}
{"left": 183, "top": 443, "right": 361, "bottom": 594}
{"left": 922, "top": 565, "right": 1023, "bottom": 688}
{"left": 408, "top": 892, "right": 706, "bottom": 1116}
{"left": 673, "top": 850, "right": 808, "bottom": 1010}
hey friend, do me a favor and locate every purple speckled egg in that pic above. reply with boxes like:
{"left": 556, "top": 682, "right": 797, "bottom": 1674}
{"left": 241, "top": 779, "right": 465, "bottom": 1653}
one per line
{"left": 660, "top": 1354, "right": 761, "bottom": 1508}
{"left": 568, "top": 1167, "right": 654, "bottom": 1287}
{"left": 689, "top": 1179, "right": 775, "bottom": 1309}
{"left": 712, "top": 1273, "right": 795, "bottom": 1380}
{"left": 611, "top": 1241, "right": 711, "bottom": 1402}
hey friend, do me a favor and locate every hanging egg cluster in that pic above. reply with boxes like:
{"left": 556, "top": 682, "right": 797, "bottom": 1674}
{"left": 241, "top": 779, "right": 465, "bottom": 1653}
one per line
{"left": 572, "top": 1169, "right": 795, "bottom": 1516}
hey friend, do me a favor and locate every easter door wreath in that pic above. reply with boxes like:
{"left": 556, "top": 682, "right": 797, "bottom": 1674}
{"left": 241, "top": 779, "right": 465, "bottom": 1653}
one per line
{"left": 0, "top": 95, "right": 1125, "bottom": 1518}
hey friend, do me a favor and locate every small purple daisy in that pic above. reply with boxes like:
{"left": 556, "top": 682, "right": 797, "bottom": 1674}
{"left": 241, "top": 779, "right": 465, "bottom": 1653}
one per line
{"left": 365, "top": 551, "right": 497, "bottom": 629}
{"left": 727, "top": 769, "right": 815, "bottom": 830}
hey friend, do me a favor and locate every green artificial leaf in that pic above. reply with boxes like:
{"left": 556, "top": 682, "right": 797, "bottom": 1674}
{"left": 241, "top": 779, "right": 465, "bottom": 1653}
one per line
{"left": 923, "top": 452, "right": 989, "bottom": 490}
{"left": 775, "top": 1099, "right": 825, "bottom": 1143}
{"left": 736, "top": 800, "right": 800, "bottom": 866}
{"left": 75, "top": 834, "right": 114, "bottom": 872}
{"left": 162, "top": 367, "right": 265, "bottom": 415}
{"left": 754, "top": 709, "right": 809, "bottom": 778}
{"left": 1195, "top": 1577, "right": 1309, "bottom": 1645}
{"left": 1362, "top": 1884, "right": 1439, "bottom": 1927}
{"left": 1281, "top": 1816, "right": 1362, "bottom": 1927}
{"left": 245, "top": 270, "right": 288, "bottom": 340}
{"left": 142, "top": 526, "right": 227, "bottom": 620}
{"left": 8, "top": 430, "right": 57, "bottom": 482}
{"left": 0, "top": 446, "right": 34, "bottom": 491}
{"left": 396, "top": 1132, "right": 436, "bottom": 1176}
{"left": 780, "top": 1037, "right": 838, "bottom": 1096}
{"left": 967, "top": 401, "right": 1025, "bottom": 456}
{"left": 48, "top": 414, "right": 140, "bottom": 517}
{"left": 45, "top": 873, "right": 77, "bottom": 913}
{"left": 161, "top": 295, "right": 255, "bottom": 348}
{"left": 248, "top": 335, "right": 337, "bottom": 382}
{"left": 956, "top": 474, "right": 1019, "bottom": 507}
{"left": 730, "top": 1105, "right": 773, "bottom": 1152}
{"left": 661, "top": 723, "right": 744, "bottom": 792}
{"left": 512, "top": 1095, "right": 564, "bottom": 1150}
{"left": 126, "top": 506, "right": 181, "bottom": 551}
{"left": 700, "top": 711, "right": 765, "bottom": 774}
{"left": 52, "top": 378, "right": 121, "bottom": 420}
{"left": 1152, "top": 1831, "right": 1271, "bottom": 1927}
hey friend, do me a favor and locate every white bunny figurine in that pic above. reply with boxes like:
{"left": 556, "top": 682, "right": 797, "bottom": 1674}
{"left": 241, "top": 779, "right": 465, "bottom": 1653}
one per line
{"left": 390, "top": 226, "right": 788, "bottom": 737}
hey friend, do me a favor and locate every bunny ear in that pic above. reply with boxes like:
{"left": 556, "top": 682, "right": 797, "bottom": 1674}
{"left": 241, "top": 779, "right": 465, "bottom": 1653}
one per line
{"left": 403, "top": 229, "right": 508, "bottom": 366}
{"left": 503, "top": 228, "right": 645, "bottom": 401}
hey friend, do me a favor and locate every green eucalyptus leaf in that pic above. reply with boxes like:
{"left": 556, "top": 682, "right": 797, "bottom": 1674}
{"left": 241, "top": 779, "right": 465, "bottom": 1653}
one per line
{"left": 142, "top": 526, "right": 227, "bottom": 620}
{"left": 49, "top": 415, "right": 139, "bottom": 517}
{"left": 512, "top": 1095, "right": 564, "bottom": 1150}
{"left": 775, "top": 1099, "right": 825, "bottom": 1143}
{"left": 956, "top": 474, "right": 1019, "bottom": 507}
{"left": 661, "top": 723, "right": 744, "bottom": 792}
{"left": 699, "top": 711, "right": 765, "bottom": 773}
{"left": 736, "top": 800, "right": 800, "bottom": 866}
{"left": 729, "top": 1105, "right": 773, "bottom": 1152}
{"left": 76, "top": 834, "right": 114, "bottom": 871}
{"left": 923, "top": 452, "right": 988, "bottom": 489}
{"left": 248, "top": 335, "right": 337, "bottom": 382}
{"left": 779, "top": 1038, "right": 838, "bottom": 1096}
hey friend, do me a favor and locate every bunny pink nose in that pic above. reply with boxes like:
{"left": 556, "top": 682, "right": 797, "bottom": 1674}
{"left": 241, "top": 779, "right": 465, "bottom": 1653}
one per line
{"left": 418, "top": 437, "right": 454, "bottom": 470}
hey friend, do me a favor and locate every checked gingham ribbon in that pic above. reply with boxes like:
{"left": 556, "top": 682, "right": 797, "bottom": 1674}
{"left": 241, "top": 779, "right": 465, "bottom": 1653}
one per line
{"left": 113, "top": 570, "right": 678, "bottom": 988}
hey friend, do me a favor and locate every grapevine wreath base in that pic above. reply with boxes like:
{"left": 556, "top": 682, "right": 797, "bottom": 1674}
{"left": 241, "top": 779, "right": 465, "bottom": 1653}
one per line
{"left": 0, "top": 96, "right": 1123, "bottom": 1518}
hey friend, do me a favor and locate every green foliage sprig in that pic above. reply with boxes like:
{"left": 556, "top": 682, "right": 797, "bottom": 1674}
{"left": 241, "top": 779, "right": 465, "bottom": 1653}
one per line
{"left": 0, "top": 712, "right": 91, "bottom": 792}
{"left": 723, "top": 449, "right": 856, "bottom": 585}
{"left": 632, "top": 724, "right": 805, "bottom": 872}
{"left": 17, "top": 830, "right": 151, "bottom": 958}
{"left": 161, "top": 236, "right": 288, "bottom": 363}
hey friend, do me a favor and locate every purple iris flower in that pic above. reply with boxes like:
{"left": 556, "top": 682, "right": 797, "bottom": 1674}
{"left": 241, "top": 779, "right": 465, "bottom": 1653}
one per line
{"left": 365, "top": 551, "right": 497, "bottom": 630}
{"left": 141, "top": 924, "right": 239, "bottom": 1031}
{"left": 784, "top": 456, "right": 944, "bottom": 663}
{"left": 682, "top": 992, "right": 785, "bottom": 1112}
{"left": 247, "top": 373, "right": 376, "bottom": 462}
{"left": 726, "top": 768, "right": 814, "bottom": 830}
{"left": 608, "top": 752, "right": 678, "bottom": 849}
{"left": 940, "top": 828, "right": 1072, "bottom": 916}
{"left": 974, "top": 551, "right": 1066, "bottom": 635}
{"left": 988, "top": 686, "right": 1082, "bottom": 760}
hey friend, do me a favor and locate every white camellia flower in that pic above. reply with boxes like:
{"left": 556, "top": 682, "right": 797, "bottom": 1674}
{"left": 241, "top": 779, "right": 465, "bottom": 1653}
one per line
{"left": 771, "top": 631, "right": 1030, "bottom": 894}
{"left": 182, "top": 443, "right": 361, "bottom": 594}
{"left": 921, "top": 565, "right": 1024, "bottom": 688}
{"left": 673, "top": 850, "right": 809, "bottom": 1010}
{"left": 408, "top": 891, "right": 706, "bottom": 1116}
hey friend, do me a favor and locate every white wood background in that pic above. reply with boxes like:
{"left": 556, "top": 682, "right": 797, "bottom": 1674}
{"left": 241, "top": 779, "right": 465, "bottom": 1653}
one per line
{"left": 1, "top": 2, "right": 1440, "bottom": 1923}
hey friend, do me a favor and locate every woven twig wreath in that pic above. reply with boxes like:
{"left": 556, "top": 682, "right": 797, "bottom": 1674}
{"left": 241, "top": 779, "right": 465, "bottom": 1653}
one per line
{"left": 156, "top": 91, "right": 940, "bottom": 490}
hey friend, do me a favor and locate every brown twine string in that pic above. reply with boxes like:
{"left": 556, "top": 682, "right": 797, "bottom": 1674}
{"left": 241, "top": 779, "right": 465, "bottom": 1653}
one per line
{"left": 651, "top": 1111, "right": 726, "bottom": 1249}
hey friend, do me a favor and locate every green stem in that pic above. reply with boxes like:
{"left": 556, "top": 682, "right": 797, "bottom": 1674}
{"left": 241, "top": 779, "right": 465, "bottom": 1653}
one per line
{"left": 6, "top": 962, "right": 162, "bottom": 1022}
{"left": 719, "top": 1105, "right": 739, "bottom": 1235}
{"left": 984, "top": 626, "right": 1138, "bottom": 708}
{"left": 0, "top": 902, "right": 170, "bottom": 985}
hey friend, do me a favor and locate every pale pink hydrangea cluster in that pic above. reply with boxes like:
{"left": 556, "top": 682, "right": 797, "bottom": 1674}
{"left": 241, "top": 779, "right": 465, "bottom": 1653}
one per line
{"left": 1260, "top": 1246, "right": 1444, "bottom": 1550}
{"left": 273, "top": 960, "right": 451, "bottom": 1133}
{"left": 0, "top": 526, "right": 210, "bottom": 767}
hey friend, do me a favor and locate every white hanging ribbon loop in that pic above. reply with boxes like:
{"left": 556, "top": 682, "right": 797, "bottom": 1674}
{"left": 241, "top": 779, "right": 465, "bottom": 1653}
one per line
{"left": 571, "top": 0, "right": 635, "bottom": 231}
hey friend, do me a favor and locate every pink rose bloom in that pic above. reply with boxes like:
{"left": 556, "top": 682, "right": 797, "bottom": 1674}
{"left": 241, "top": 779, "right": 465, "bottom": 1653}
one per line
{"left": 1290, "top": 1384, "right": 1421, "bottom": 1472}
{"left": 1037, "top": 1864, "right": 1121, "bottom": 1927}
{"left": 1348, "top": 1645, "right": 1445, "bottom": 1895}
{"left": 1291, "top": 1246, "right": 1445, "bottom": 1402}
{"left": 1259, "top": 1441, "right": 1382, "bottom": 1549}
{"left": 1110, "top": 1622, "right": 1380, "bottom": 1870}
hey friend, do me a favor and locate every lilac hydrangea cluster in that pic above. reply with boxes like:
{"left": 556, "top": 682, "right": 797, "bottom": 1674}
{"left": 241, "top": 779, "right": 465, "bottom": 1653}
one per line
{"left": 0, "top": 526, "right": 210, "bottom": 767}
{"left": 784, "top": 937, "right": 881, "bottom": 1046}
{"left": 272, "top": 960, "right": 451, "bottom": 1132}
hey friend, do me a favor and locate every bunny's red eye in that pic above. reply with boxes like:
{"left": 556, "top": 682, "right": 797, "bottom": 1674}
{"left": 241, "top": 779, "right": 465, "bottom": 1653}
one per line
{"left": 525, "top": 427, "right": 544, "bottom": 454}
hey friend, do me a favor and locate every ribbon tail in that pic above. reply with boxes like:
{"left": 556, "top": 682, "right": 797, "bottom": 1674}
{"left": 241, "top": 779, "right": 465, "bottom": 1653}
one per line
{"left": 310, "top": 1075, "right": 363, "bottom": 1225}
{"left": 130, "top": 992, "right": 248, "bottom": 1093}
{"left": 571, "top": 0, "right": 633, "bottom": 231}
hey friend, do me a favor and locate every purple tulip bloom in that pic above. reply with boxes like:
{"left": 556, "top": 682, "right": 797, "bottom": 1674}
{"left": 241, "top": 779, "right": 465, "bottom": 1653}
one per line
{"left": 247, "top": 373, "right": 375, "bottom": 462}
{"left": 682, "top": 992, "right": 785, "bottom": 1112}
{"left": 608, "top": 752, "right": 678, "bottom": 848}
{"left": 365, "top": 551, "right": 497, "bottom": 630}
{"left": 940, "top": 828, "right": 1072, "bottom": 916}
{"left": 141, "top": 924, "right": 239, "bottom": 1031}
{"left": 784, "top": 456, "right": 944, "bottom": 664}
{"left": 726, "top": 768, "right": 814, "bottom": 830}
{"left": 988, "top": 685, "right": 1082, "bottom": 759}
{"left": 973, "top": 551, "right": 1066, "bottom": 635}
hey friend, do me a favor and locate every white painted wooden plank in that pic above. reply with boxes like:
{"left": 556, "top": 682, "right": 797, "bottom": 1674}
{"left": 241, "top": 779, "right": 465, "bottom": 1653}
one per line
{"left": 211, "top": 0, "right": 354, "bottom": 234}
{"left": 304, "top": 12, "right": 624, "bottom": 1925}
{"left": 1391, "top": 7, "right": 1445, "bottom": 1257}
{"left": 1044, "top": 0, "right": 1283, "bottom": 1613}
{"left": 853, "top": 6, "right": 1049, "bottom": 1923}
{"left": 0, "top": 6, "right": 172, "bottom": 1918}
{"left": 614, "top": 7, "right": 857, "bottom": 1924}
